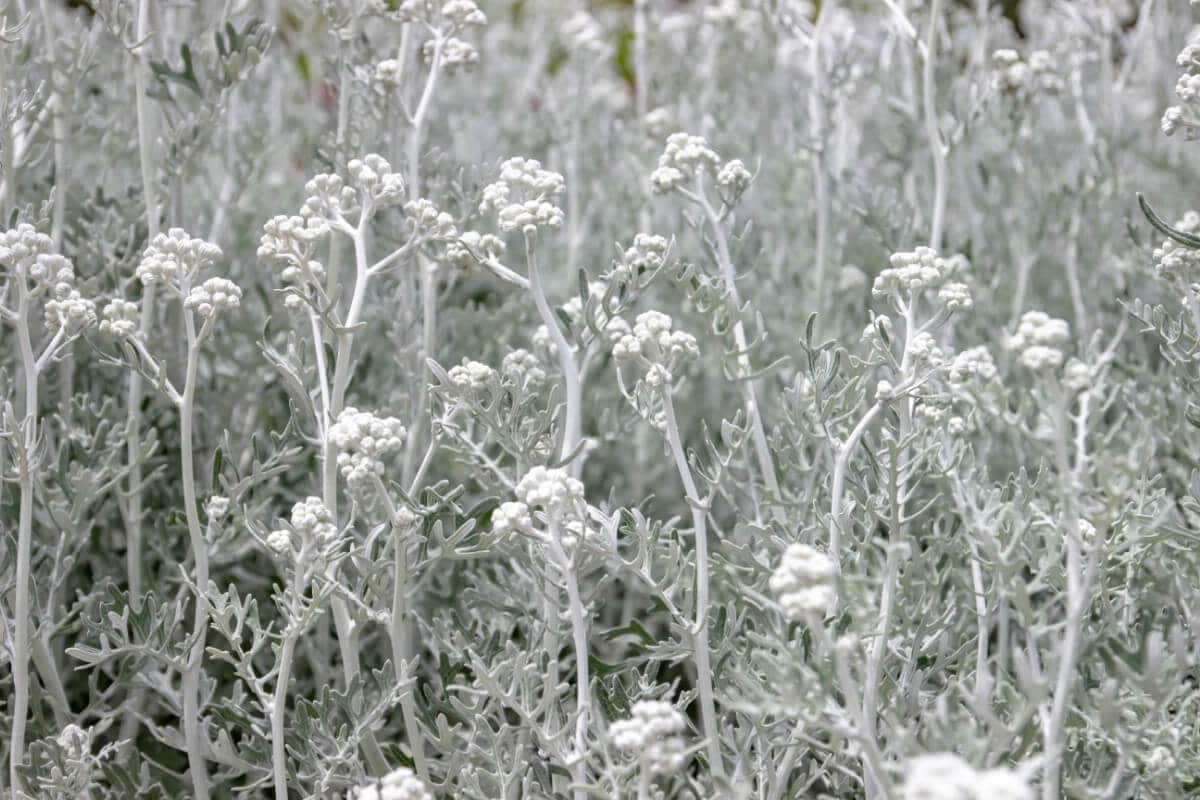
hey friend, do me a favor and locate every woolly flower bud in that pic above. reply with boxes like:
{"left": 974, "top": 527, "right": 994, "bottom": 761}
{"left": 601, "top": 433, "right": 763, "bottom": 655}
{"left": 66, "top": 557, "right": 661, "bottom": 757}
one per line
{"left": 515, "top": 466, "right": 584, "bottom": 515}
{"left": 0, "top": 223, "right": 54, "bottom": 272}
{"left": 874, "top": 247, "right": 956, "bottom": 298}
{"left": 374, "top": 59, "right": 403, "bottom": 87}
{"left": 445, "top": 231, "right": 505, "bottom": 269}
{"left": 717, "top": 158, "right": 752, "bottom": 196}
{"left": 207, "top": 495, "right": 231, "bottom": 519}
{"left": 266, "top": 528, "right": 292, "bottom": 554}
{"left": 44, "top": 288, "right": 96, "bottom": 332}
{"left": 28, "top": 252, "right": 75, "bottom": 288}
{"left": 480, "top": 157, "right": 566, "bottom": 233}
{"left": 991, "top": 48, "right": 1062, "bottom": 97}
{"left": 56, "top": 723, "right": 90, "bottom": 760}
{"left": 651, "top": 132, "right": 722, "bottom": 193}
{"left": 946, "top": 346, "right": 998, "bottom": 386}
{"left": 1062, "top": 358, "right": 1091, "bottom": 392}
{"left": 937, "top": 281, "right": 973, "bottom": 312}
{"left": 901, "top": 753, "right": 977, "bottom": 800}
{"left": 770, "top": 543, "right": 837, "bottom": 622}
{"left": 405, "top": 199, "right": 458, "bottom": 240}
{"left": 289, "top": 497, "right": 336, "bottom": 543}
{"left": 350, "top": 766, "right": 434, "bottom": 800}
{"left": 622, "top": 233, "right": 670, "bottom": 273}
{"left": 644, "top": 107, "right": 674, "bottom": 138}
{"left": 426, "top": 37, "right": 479, "bottom": 69}
{"left": 908, "top": 332, "right": 945, "bottom": 369}
{"left": 136, "top": 228, "right": 222, "bottom": 287}
{"left": 876, "top": 379, "right": 896, "bottom": 401}
{"left": 609, "top": 700, "right": 689, "bottom": 775}
{"left": 185, "top": 277, "right": 242, "bottom": 320}
{"left": 447, "top": 359, "right": 496, "bottom": 393}
{"left": 501, "top": 348, "right": 546, "bottom": 386}
{"left": 441, "top": 0, "right": 487, "bottom": 28}
{"left": 302, "top": 173, "right": 359, "bottom": 221}
{"left": 329, "top": 408, "right": 407, "bottom": 494}
{"left": 561, "top": 10, "right": 607, "bottom": 58}
{"left": 492, "top": 501, "right": 533, "bottom": 537}
{"left": 1153, "top": 211, "right": 1200, "bottom": 280}
{"left": 348, "top": 154, "right": 406, "bottom": 206}
{"left": 1007, "top": 311, "right": 1071, "bottom": 372}
{"left": 100, "top": 299, "right": 140, "bottom": 338}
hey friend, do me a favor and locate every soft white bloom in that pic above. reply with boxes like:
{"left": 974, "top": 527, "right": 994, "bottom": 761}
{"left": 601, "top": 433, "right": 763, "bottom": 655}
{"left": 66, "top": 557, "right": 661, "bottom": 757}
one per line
{"left": 644, "top": 107, "right": 674, "bottom": 138}
{"left": 1152, "top": 210, "right": 1200, "bottom": 280}
{"left": 901, "top": 753, "right": 977, "bottom": 800}
{"left": 769, "top": 543, "right": 837, "bottom": 621}
{"left": 1007, "top": 311, "right": 1071, "bottom": 372}
{"left": 441, "top": 0, "right": 487, "bottom": 29}
{"left": 350, "top": 766, "right": 434, "bottom": 800}
{"left": 445, "top": 230, "right": 505, "bottom": 268}
{"left": 136, "top": 228, "right": 222, "bottom": 287}
{"left": 873, "top": 247, "right": 958, "bottom": 299}
{"left": 0, "top": 223, "right": 55, "bottom": 274}
{"left": 206, "top": 495, "right": 230, "bottom": 519}
{"left": 937, "top": 281, "right": 973, "bottom": 311}
{"left": 100, "top": 299, "right": 140, "bottom": 338}
{"left": 480, "top": 157, "right": 565, "bottom": 233}
{"left": 266, "top": 528, "right": 292, "bottom": 554}
{"left": 515, "top": 466, "right": 584, "bottom": 516}
{"left": 301, "top": 173, "right": 359, "bottom": 222}
{"left": 991, "top": 48, "right": 1062, "bottom": 97}
{"left": 447, "top": 359, "right": 496, "bottom": 393}
{"left": 492, "top": 501, "right": 533, "bottom": 537}
{"left": 374, "top": 58, "right": 403, "bottom": 87}
{"left": 184, "top": 277, "right": 242, "bottom": 319}
{"left": 717, "top": 158, "right": 752, "bottom": 196}
{"left": 348, "top": 154, "right": 406, "bottom": 207}
{"left": 328, "top": 408, "right": 407, "bottom": 494}
{"left": 609, "top": 700, "right": 689, "bottom": 774}
{"left": 651, "top": 132, "right": 722, "bottom": 194}
{"left": 946, "top": 347, "right": 997, "bottom": 386}
{"left": 288, "top": 496, "right": 337, "bottom": 544}
{"left": 1062, "top": 358, "right": 1091, "bottom": 392}
{"left": 427, "top": 37, "right": 479, "bottom": 69}
{"left": 501, "top": 348, "right": 546, "bottom": 386}
{"left": 44, "top": 288, "right": 96, "bottom": 332}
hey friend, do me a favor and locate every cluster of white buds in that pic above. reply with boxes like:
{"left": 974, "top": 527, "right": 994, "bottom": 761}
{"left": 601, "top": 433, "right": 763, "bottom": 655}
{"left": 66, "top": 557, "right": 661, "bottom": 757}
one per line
{"left": 1163, "top": 40, "right": 1200, "bottom": 138}
{"left": 0, "top": 223, "right": 56, "bottom": 277}
{"left": 349, "top": 766, "right": 434, "bottom": 800}
{"left": 267, "top": 497, "right": 337, "bottom": 556}
{"left": 404, "top": 199, "right": 459, "bottom": 241}
{"left": 608, "top": 700, "right": 689, "bottom": 775}
{"left": 385, "top": 0, "right": 486, "bottom": 28}
{"left": 769, "top": 543, "right": 837, "bottom": 622}
{"left": 945, "top": 346, "right": 998, "bottom": 387}
{"left": 1062, "top": 358, "right": 1092, "bottom": 393}
{"left": 347, "top": 155, "right": 406, "bottom": 207}
{"left": 446, "top": 358, "right": 497, "bottom": 394}
{"left": 498, "top": 348, "right": 545, "bottom": 388}
{"left": 1152, "top": 211, "right": 1200, "bottom": 281}
{"left": 644, "top": 107, "right": 674, "bottom": 139}
{"left": 649, "top": 132, "right": 722, "bottom": 193}
{"left": 44, "top": 288, "right": 96, "bottom": 332}
{"left": 613, "top": 311, "right": 700, "bottom": 377}
{"left": 491, "top": 500, "right": 534, "bottom": 538}
{"left": 908, "top": 331, "right": 948, "bottom": 371}
{"left": 99, "top": 299, "right": 140, "bottom": 339}
{"left": 426, "top": 37, "right": 479, "bottom": 69}
{"left": 901, "top": 753, "right": 1032, "bottom": 800}
{"left": 619, "top": 233, "right": 670, "bottom": 277}
{"left": 444, "top": 230, "right": 506, "bottom": 270}
{"left": 480, "top": 157, "right": 565, "bottom": 234}
{"left": 258, "top": 215, "right": 330, "bottom": 291}
{"left": 135, "top": 228, "right": 222, "bottom": 288}
{"left": 1006, "top": 311, "right": 1072, "bottom": 372}
{"left": 184, "top": 277, "right": 242, "bottom": 320}
{"left": 990, "top": 48, "right": 1063, "bottom": 99}
{"left": 560, "top": 10, "right": 608, "bottom": 59}
{"left": 374, "top": 58, "right": 404, "bottom": 88}
{"left": 717, "top": 158, "right": 752, "bottom": 197}
{"left": 873, "top": 248, "right": 970, "bottom": 306}
{"left": 206, "top": 495, "right": 230, "bottom": 520}
{"left": 515, "top": 465, "right": 585, "bottom": 517}
{"left": 328, "top": 408, "right": 407, "bottom": 495}
{"left": 302, "top": 173, "right": 360, "bottom": 222}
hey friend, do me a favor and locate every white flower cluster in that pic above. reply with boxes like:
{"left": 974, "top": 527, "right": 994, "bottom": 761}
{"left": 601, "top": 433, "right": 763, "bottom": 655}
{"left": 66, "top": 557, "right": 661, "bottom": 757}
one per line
{"left": 515, "top": 465, "right": 585, "bottom": 516}
{"left": 99, "top": 299, "right": 140, "bottom": 339}
{"left": 328, "top": 408, "right": 407, "bottom": 494}
{"left": 425, "top": 36, "right": 479, "bottom": 69}
{"left": 348, "top": 154, "right": 406, "bottom": 206}
{"left": 1006, "top": 311, "right": 1072, "bottom": 371}
{"left": 501, "top": 348, "right": 545, "bottom": 387}
{"left": 649, "top": 132, "right": 722, "bottom": 193}
{"left": 349, "top": 766, "right": 434, "bottom": 800}
{"left": 444, "top": 230, "right": 506, "bottom": 270}
{"left": 135, "top": 228, "right": 223, "bottom": 287}
{"left": 618, "top": 233, "right": 670, "bottom": 278}
{"left": 1152, "top": 210, "right": 1200, "bottom": 280}
{"left": 480, "top": 157, "right": 565, "bottom": 233}
{"left": 901, "top": 753, "right": 1032, "bottom": 800}
{"left": 609, "top": 700, "right": 689, "bottom": 775}
{"left": 45, "top": 287, "right": 97, "bottom": 332}
{"left": 267, "top": 496, "right": 338, "bottom": 556}
{"left": 990, "top": 48, "right": 1062, "bottom": 99}
{"left": 1163, "top": 40, "right": 1200, "bottom": 138}
{"left": 404, "top": 199, "right": 459, "bottom": 241}
{"left": 491, "top": 501, "right": 533, "bottom": 538}
{"left": 873, "top": 248, "right": 970, "bottom": 307}
{"left": 769, "top": 543, "right": 836, "bottom": 622}
{"left": 1, "top": 224, "right": 95, "bottom": 332}
{"left": 447, "top": 358, "right": 496, "bottom": 393}
{"left": 184, "top": 277, "right": 242, "bottom": 320}
{"left": 258, "top": 214, "right": 330, "bottom": 289}
{"left": 302, "top": 155, "right": 404, "bottom": 224}
{"left": 560, "top": 10, "right": 607, "bottom": 59}
{"left": 946, "top": 346, "right": 998, "bottom": 387}
{"left": 613, "top": 311, "right": 699, "bottom": 375}
{"left": 383, "top": 0, "right": 486, "bottom": 28}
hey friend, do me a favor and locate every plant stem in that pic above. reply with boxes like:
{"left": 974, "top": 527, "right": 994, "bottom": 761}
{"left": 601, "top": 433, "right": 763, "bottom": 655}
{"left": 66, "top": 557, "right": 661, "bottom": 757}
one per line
{"left": 389, "top": 524, "right": 429, "bottom": 782}
{"left": 660, "top": 390, "right": 723, "bottom": 778}
{"left": 810, "top": 0, "right": 831, "bottom": 314}
{"left": 10, "top": 268, "right": 37, "bottom": 798}
{"left": 180, "top": 311, "right": 211, "bottom": 799}
{"left": 272, "top": 632, "right": 297, "bottom": 800}
{"left": 923, "top": 0, "right": 946, "bottom": 252}
{"left": 525, "top": 231, "right": 583, "bottom": 477}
